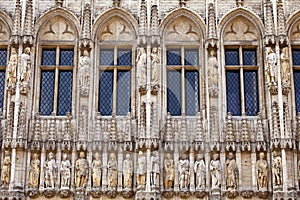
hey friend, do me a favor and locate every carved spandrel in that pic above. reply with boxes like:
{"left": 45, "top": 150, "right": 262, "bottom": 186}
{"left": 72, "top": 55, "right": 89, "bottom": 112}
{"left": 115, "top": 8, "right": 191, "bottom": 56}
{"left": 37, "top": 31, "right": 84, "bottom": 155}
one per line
{"left": 98, "top": 17, "right": 133, "bottom": 41}
{"left": 0, "top": 20, "right": 8, "bottom": 41}
{"left": 291, "top": 22, "right": 300, "bottom": 41}
{"left": 165, "top": 16, "right": 200, "bottom": 42}
{"left": 41, "top": 17, "right": 75, "bottom": 41}
{"left": 224, "top": 17, "right": 258, "bottom": 41}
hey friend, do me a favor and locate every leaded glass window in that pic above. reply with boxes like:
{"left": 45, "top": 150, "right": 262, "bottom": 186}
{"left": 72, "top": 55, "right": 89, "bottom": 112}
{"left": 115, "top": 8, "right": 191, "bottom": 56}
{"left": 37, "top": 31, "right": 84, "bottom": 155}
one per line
{"left": 293, "top": 49, "right": 300, "bottom": 113}
{"left": 0, "top": 49, "right": 7, "bottom": 66}
{"left": 166, "top": 47, "right": 200, "bottom": 116}
{"left": 39, "top": 48, "right": 74, "bottom": 116}
{"left": 225, "top": 48, "right": 259, "bottom": 116}
{"left": 98, "top": 47, "right": 132, "bottom": 116}
{"left": 0, "top": 49, "right": 6, "bottom": 112}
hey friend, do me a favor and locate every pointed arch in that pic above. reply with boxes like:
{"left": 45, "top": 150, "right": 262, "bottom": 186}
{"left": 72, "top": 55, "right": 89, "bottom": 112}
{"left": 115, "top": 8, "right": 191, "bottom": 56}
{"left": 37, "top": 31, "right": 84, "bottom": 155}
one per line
{"left": 160, "top": 8, "right": 205, "bottom": 42}
{"left": 219, "top": 8, "right": 264, "bottom": 40}
{"left": 0, "top": 10, "right": 12, "bottom": 42}
{"left": 287, "top": 10, "right": 300, "bottom": 42}
{"left": 35, "top": 7, "right": 80, "bottom": 41}
{"left": 92, "top": 8, "right": 138, "bottom": 42}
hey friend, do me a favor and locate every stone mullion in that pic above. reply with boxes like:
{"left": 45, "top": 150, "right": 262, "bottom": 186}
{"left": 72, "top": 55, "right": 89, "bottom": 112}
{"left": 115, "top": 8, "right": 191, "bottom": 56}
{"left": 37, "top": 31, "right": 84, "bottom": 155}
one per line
{"left": 71, "top": 148, "right": 76, "bottom": 191}
{"left": 56, "top": 147, "right": 61, "bottom": 190}
{"left": 87, "top": 149, "right": 92, "bottom": 191}
{"left": 117, "top": 149, "right": 123, "bottom": 191}
{"left": 39, "top": 145, "right": 46, "bottom": 190}
{"left": 173, "top": 145, "right": 179, "bottom": 191}
{"left": 101, "top": 147, "right": 108, "bottom": 191}
{"left": 251, "top": 150, "right": 257, "bottom": 191}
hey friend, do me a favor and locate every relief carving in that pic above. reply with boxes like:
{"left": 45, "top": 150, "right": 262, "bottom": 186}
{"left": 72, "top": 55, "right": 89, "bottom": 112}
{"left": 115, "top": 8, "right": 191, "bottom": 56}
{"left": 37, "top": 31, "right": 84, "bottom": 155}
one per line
{"left": 194, "top": 153, "right": 205, "bottom": 190}
{"left": 92, "top": 152, "right": 102, "bottom": 188}
{"left": 151, "top": 47, "right": 160, "bottom": 83}
{"left": 44, "top": 152, "right": 57, "bottom": 189}
{"left": 98, "top": 17, "right": 133, "bottom": 41}
{"left": 224, "top": 18, "right": 258, "bottom": 41}
{"left": 79, "top": 50, "right": 91, "bottom": 96}
{"left": 28, "top": 153, "right": 40, "bottom": 189}
{"left": 210, "top": 153, "right": 221, "bottom": 189}
{"left": 107, "top": 153, "right": 118, "bottom": 190}
{"left": 165, "top": 17, "right": 200, "bottom": 42}
{"left": 226, "top": 152, "right": 239, "bottom": 190}
{"left": 7, "top": 48, "right": 18, "bottom": 84}
{"left": 256, "top": 152, "right": 268, "bottom": 190}
{"left": 137, "top": 151, "right": 146, "bottom": 188}
{"left": 136, "top": 47, "right": 147, "bottom": 85}
{"left": 272, "top": 151, "right": 282, "bottom": 187}
{"left": 61, "top": 153, "right": 71, "bottom": 189}
{"left": 20, "top": 47, "right": 31, "bottom": 83}
{"left": 164, "top": 153, "right": 174, "bottom": 189}
{"left": 0, "top": 21, "right": 8, "bottom": 41}
{"left": 1, "top": 151, "right": 11, "bottom": 186}
{"left": 178, "top": 154, "right": 190, "bottom": 190}
{"left": 208, "top": 49, "right": 219, "bottom": 96}
{"left": 150, "top": 151, "right": 160, "bottom": 187}
{"left": 123, "top": 154, "right": 133, "bottom": 189}
{"left": 75, "top": 151, "right": 89, "bottom": 188}
{"left": 42, "top": 18, "right": 75, "bottom": 41}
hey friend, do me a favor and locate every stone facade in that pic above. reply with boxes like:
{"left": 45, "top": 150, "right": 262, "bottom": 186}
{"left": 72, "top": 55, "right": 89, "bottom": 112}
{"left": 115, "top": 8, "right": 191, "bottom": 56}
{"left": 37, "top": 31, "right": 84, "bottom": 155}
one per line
{"left": 0, "top": 0, "right": 300, "bottom": 199}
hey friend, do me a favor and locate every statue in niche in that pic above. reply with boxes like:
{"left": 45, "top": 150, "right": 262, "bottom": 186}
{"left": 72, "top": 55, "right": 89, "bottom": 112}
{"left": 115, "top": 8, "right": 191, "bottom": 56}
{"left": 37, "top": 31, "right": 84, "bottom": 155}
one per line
{"left": 178, "top": 154, "right": 190, "bottom": 190}
{"left": 79, "top": 50, "right": 91, "bottom": 88}
{"left": 256, "top": 152, "right": 268, "bottom": 190}
{"left": 265, "top": 47, "right": 277, "bottom": 85}
{"left": 20, "top": 47, "right": 31, "bottom": 82}
{"left": 75, "top": 151, "right": 89, "bottom": 188}
{"left": 208, "top": 49, "right": 219, "bottom": 89}
{"left": 226, "top": 152, "right": 239, "bottom": 190}
{"left": 280, "top": 47, "right": 290, "bottom": 84}
{"left": 151, "top": 47, "right": 160, "bottom": 82}
{"left": 164, "top": 153, "right": 174, "bottom": 189}
{"left": 136, "top": 47, "right": 147, "bottom": 85}
{"left": 92, "top": 152, "right": 102, "bottom": 188}
{"left": 107, "top": 153, "right": 118, "bottom": 189}
{"left": 7, "top": 48, "right": 18, "bottom": 84}
{"left": 272, "top": 151, "right": 282, "bottom": 186}
{"left": 44, "top": 152, "right": 57, "bottom": 188}
{"left": 137, "top": 151, "right": 146, "bottom": 187}
{"left": 123, "top": 154, "right": 133, "bottom": 189}
{"left": 210, "top": 153, "right": 221, "bottom": 189}
{"left": 150, "top": 151, "right": 160, "bottom": 187}
{"left": 28, "top": 153, "right": 40, "bottom": 188}
{"left": 194, "top": 153, "right": 206, "bottom": 189}
{"left": 1, "top": 151, "right": 11, "bottom": 186}
{"left": 61, "top": 153, "right": 71, "bottom": 188}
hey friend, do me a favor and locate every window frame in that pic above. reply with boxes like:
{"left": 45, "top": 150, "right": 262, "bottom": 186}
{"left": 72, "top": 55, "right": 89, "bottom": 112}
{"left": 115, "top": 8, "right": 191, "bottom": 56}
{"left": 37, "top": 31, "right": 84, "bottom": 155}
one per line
{"left": 224, "top": 46, "right": 260, "bottom": 116}
{"left": 165, "top": 46, "right": 201, "bottom": 116}
{"left": 38, "top": 46, "right": 75, "bottom": 116}
{"left": 292, "top": 47, "right": 300, "bottom": 115}
{"left": 0, "top": 46, "right": 7, "bottom": 115}
{"left": 97, "top": 45, "right": 133, "bottom": 116}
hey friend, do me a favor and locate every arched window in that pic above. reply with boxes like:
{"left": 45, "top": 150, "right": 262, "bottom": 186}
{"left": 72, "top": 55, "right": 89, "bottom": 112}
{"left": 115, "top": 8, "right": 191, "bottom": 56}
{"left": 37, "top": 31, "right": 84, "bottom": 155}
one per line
{"left": 36, "top": 15, "right": 78, "bottom": 116}
{"left": 96, "top": 15, "right": 135, "bottom": 116}
{"left": 163, "top": 15, "right": 202, "bottom": 116}
{"left": 222, "top": 16, "right": 262, "bottom": 116}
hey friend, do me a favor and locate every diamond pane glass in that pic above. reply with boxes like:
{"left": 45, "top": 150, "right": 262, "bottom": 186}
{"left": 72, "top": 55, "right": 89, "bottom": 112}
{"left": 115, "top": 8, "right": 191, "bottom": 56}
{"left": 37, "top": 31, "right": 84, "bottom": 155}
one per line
{"left": 99, "top": 70, "right": 113, "bottom": 116}
{"left": 57, "top": 71, "right": 73, "bottom": 116}
{"left": 185, "top": 70, "right": 199, "bottom": 116}
{"left": 0, "top": 49, "right": 7, "bottom": 66}
{"left": 225, "top": 49, "right": 239, "bottom": 65}
{"left": 167, "top": 70, "right": 181, "bottom": 116}
{"left": 117, "top": 70, "right": 131, "bottom": 115}
{"left": 226, "top": 70, "right": 241, "bottom": 116}
{"left": 118, "top": 50, "right": 132, "bottom": 66}
{"left": 244, "top": 71, "right": 259, "bottom": 116}
{"left": 39, "top": 71, "right": 55, "bottom": 115}
{"left": 293, "top": 49, "right": 300, "bottom": 65}
{"left": 294, "top": 70, "right": 300, "bottom": 113}
{"left": 100, "top": 49, "right": 114, "bottom": 66}
{"left": 167, "top": 49, "right": 181, "bottom": 65}
{"left": 42, "top": 49, "right": 56, "bottom": 66}
{"left": 59, "top": 49, "right": 74, "bottom": 66}
{"left": 185, "top": 49, "right": 199, "bottom": 66}
{"left": 0, "top": 70, "right": 5, "bottom": 111}
{"left": 243, "top": 49, "right": 257, "bottom": 66}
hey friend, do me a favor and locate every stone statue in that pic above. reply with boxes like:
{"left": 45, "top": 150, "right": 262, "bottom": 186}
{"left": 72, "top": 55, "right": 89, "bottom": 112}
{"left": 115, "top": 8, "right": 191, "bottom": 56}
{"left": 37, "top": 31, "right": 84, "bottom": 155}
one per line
{"left": 28, "top": 153, "right": 40, "bottom": 188}
{"left": 79, "top": 50, "right": 91, "bottom": 87}
{"left": 92, "top": 152, "right": 102, "bottom": 188}
{"left": 272, "top": 151, "right": 282, "bottom": 186}
{"left": 151, "top": 47, "right": 160, "bottom": 82}
{"left": 208, "top": 49, "right": 219, "bottom": 89}
{"left": 164, "top": 153, "right": 174, "bottom": 189}
{"left": 150, "top": 151, "right": 160, "bottom": 187}
{"left": 178, "top": 154, "right": 190, "bottom": 190}
{"left": 194, "top": 153, "right": 205, "bottom": 189}
{"left": 107, "top": 153, "right": 118, "bottom": 189}
{"left": 265, "top": 47, "right": 277, "bottom": 84}
{"left": 226, "top": 152, "right": 239, "bottom": 190}
{"left": 137, "top": 151, "right": 146, "bottom": 187}
{"left": 210, "top": 153, "right": 221, "bottom": 189}
{"left": 7, "top": 48, "right": 18, "bottom": 84}
{"left": 61, "top": 153, "right": 71, "bottom": 188}
{"left": 280, "top": 47, "right": 290, "bottom": 84}
{"left": 256, "top": 152, "right": 268, "bottom": 190}
{"left": 75, "top": 151, "right": 89, "bottom": 188}
{"left": 123, "top": 154, "right": 133, "bottom": 189}
{"left": 136, "top": 47, "right": 147, "bottom": 85}
{"left": 20, "top": 47, "right": 31, "bottom": 82}
{"left": 44, "top": 152, "right": 57, "bottom": 188}
{"left": 1, "top": 151, "right": 11, "bottom": 186}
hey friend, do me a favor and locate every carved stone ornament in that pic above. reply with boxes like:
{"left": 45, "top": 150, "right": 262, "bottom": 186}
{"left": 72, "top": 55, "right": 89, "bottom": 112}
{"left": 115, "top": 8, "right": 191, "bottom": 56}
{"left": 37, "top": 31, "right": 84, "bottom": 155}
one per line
{"left": 257, "top": 190, "right": 270, "bottom": 199}
{"left": 89, "top": 188, "right": 102, "bottom": 198}
{"left": 194, "top": 190, "right": 206, "bottom": 198}
{"left": 162, "top": 189, "right": 174, "bottom": 199}
{"left": 59, "top": 189, "right": 72, "bottom": 198}
{"left": 105, "top": 190, "right": 118, "bottom": 199}
{"left": 121, "top": 189, "right": 134, "bottom": 199}
{"left": 43, "top": 189, "right": 56, "bottom": 198}
{"left": 241, "top": 190, "right": 254, "bottom": 198}
{"left": 226, "top": 190, "right": 239, "bottom": 198}
{"left": 26, "top": 189, "right": 40, "bottom": 199}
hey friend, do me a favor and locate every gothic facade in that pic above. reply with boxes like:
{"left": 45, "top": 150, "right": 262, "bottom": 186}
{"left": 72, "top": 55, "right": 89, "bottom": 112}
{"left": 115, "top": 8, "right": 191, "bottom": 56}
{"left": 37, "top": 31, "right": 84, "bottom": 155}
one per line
{"left": 0, "top": 0, "right": 300, "bottom": 199}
